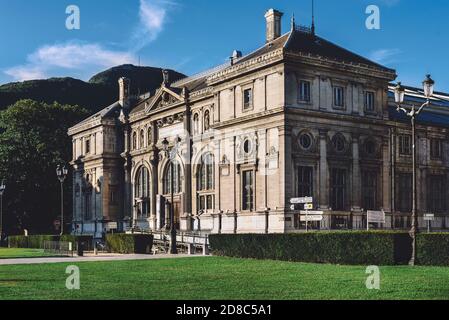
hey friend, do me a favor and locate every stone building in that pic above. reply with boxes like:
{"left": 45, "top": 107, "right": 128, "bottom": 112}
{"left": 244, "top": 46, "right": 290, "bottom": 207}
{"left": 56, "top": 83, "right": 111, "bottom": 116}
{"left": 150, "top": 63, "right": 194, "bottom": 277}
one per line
{"left": 68, "top": 8, "right": 449, "bottom": 238}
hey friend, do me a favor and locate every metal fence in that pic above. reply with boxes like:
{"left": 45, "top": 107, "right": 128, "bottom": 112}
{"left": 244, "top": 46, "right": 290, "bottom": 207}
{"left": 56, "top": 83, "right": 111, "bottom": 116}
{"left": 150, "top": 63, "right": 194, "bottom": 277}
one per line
{"left": 43, "top": 241, "right": 74, "bottom": 257}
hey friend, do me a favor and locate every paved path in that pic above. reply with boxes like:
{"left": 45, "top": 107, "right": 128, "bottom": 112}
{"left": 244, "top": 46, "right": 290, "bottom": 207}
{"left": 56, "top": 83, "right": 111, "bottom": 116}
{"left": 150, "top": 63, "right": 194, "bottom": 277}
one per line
{"left": 0, "top": 254, "right": 208, "bottom": 266}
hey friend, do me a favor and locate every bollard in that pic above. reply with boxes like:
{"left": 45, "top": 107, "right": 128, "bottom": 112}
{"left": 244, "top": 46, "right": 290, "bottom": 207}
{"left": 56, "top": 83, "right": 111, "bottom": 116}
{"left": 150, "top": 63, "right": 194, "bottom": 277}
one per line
{"left": 188, "top": 244, "right": 195, "bottom": 255}
{"left": 202, "top": 244, "right": 209, "bottom": 256}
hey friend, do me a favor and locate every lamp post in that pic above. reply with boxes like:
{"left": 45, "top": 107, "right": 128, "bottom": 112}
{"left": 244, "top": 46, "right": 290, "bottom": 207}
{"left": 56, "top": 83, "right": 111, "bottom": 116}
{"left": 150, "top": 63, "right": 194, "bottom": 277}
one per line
{"left": 56, "top": 165, "right": 68, "bottom": 236}
{"left": 394, "top": 75, "right": 435, "bottom": 266}
{"left": 0, "top": 180, "right": 6, "bottom": 242}
{"left": 162, "top": 136, "right": 182, "bottom": 255}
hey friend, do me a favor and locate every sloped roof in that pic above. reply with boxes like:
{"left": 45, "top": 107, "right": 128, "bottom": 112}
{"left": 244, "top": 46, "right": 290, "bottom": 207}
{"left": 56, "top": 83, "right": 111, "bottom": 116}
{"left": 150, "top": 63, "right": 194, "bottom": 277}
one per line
{"left": 388, "top": 85, "right": 449, "bottom": 127}
{"left": 70, "top": 101, "right": 121, "bottom": 130}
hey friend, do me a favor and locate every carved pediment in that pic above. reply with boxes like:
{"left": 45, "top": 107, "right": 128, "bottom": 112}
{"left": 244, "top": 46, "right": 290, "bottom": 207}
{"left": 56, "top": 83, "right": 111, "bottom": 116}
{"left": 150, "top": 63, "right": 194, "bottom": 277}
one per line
{"left": 145, "top": 87, "right": 184, "bottom": 113}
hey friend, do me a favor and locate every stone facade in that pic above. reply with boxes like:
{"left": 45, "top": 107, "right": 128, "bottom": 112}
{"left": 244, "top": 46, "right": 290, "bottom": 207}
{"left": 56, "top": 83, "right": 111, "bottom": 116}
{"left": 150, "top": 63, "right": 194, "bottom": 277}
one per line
{"left": 68, "top": 8, "right": 449, "bottom": 238}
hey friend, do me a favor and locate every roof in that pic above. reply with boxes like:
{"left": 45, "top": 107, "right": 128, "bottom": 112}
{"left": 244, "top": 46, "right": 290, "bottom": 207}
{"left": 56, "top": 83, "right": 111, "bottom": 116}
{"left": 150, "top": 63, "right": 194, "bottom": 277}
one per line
{"left": 70, "top": 101, "right": 121, "bottom": 131}
{"left": 388, "top": 85, "right": 449, "bottom": 127}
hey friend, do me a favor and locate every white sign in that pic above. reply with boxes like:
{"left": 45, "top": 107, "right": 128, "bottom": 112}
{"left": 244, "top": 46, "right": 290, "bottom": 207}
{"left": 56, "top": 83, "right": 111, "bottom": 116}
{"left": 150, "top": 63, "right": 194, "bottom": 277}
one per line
{"left": 300, "top": 211, "right": 323, "bottom": 216}
{"left": 367, "top": 211, "right": 385, "bottom": 224}
{"left": 107, "top": 222, "right": 118, "bottom": 230}
{"left": 300, "top": 215, "right": 323, "bottom": 222}
{"left": 424, "top": 214, "right": 435, "bottom": 221}
{"left": 291, "top": 197, "right": 313, "bottom": 204}
{"left": 304, "top": 203, "right": 313, "bottom": 210}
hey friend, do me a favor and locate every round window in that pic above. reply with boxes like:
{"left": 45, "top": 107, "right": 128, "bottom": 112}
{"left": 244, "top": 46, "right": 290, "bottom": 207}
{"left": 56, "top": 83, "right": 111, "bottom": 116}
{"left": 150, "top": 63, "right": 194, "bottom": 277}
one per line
{"left": 333, "top": 135, "right": 346, "bottom": 153}
{"left": 243, "top": 139, "right": 252, "bottom": 154}
{"left": 299, "top": 133, "right": 313, "bottom": 150}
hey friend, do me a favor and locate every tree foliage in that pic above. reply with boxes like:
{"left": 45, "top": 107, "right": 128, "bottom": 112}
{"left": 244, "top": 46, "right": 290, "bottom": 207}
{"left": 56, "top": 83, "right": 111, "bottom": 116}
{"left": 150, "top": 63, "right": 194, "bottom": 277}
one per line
{"left": 0, "top": 100, "right": 89, "bottom": 234}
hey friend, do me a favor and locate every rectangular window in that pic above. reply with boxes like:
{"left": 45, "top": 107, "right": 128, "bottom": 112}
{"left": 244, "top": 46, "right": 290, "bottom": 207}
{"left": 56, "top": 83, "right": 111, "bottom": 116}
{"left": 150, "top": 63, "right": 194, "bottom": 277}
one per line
{"left": 399, "top": 135, "right": 412, "bottom": 155}
{"left": 84, "top": 192, "right": 92, "bottom": 220}
{"left": 428, "top": 175, "right": 445, "bottom": 213}
{"left": 299, "top": 81, "right": 311, "bottom": 102}
{"left": 297, "top": 166, "right": 313, "bottom": 198}
{"left": 85, "top": 139, "right": 91, "bottom": 155}
{"left": 331, "top": 169, "right": 347, "bottom": 211}
{"left": 430, "top": 139, "right": 442, "bottom": 159}
{"left": 364, "top": 91, "right": 375, "bottom": 112}
{"left": 333, "top": 86, "right": 345, "bottom": 108}
{"left": 243, "top": 88, "right": 253, "bottom": 110}
{"left": 242, "top": 170, "right": 254, "bottom": 211}
{"left": 362, "top": 171, "right": 378, "bottom": 210}
{"left": 396, "top": 174, "right": 412, "bottom": 213}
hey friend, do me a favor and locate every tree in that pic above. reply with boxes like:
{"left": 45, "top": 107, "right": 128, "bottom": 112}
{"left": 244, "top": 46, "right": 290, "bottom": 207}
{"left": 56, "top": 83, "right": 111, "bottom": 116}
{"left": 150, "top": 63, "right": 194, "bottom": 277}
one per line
{"left": 0, "top": 100, "right": 89, "bottom": 235}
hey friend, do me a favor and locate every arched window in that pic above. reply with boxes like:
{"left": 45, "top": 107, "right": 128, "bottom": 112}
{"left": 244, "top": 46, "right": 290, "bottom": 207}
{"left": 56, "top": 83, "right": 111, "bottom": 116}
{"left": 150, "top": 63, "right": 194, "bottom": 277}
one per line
{"left": 204, "top": 110, "right": 210, "bottom": 131}
{"left": 132, "top": 132, "right": 137, "bottom": 150}
{"left": 163, "top": 161, "right": 183, "bottom": 194}
{"left": 197, "top": 153, "right": 215, "bottom": 213}
{"left": 135, "top": 166, "right": 150, "bottom": 217}
{"left": 140, "top": 130, "right": 145, "bottom": 149}
{"left": 147, "top": 127, "right": 152, "bottom": 146}
{"left": 193, "top": 113, "right": 199, "bottom": 135}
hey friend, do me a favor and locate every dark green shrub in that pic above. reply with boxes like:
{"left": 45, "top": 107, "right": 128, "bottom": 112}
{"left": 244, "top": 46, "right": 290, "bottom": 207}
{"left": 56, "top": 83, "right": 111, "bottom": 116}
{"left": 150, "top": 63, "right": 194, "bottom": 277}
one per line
{"left": 417, "top": 233, "right": 449, "bottom": 266}
{"left": 210, "top": 231, "right": 412, "bottom": 265}
{"left": 106, "top": 234, "right": 153, "bottom": 254}
{"left": 8, "top": 235, "right": 57, "bottom": 249}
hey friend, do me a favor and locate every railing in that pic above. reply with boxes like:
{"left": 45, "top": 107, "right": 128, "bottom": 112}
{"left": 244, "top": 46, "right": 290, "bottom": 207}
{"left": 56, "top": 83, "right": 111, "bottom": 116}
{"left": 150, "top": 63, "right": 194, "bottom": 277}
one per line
{"left": 43, "top": 241, "right": 74, "bottom": 257}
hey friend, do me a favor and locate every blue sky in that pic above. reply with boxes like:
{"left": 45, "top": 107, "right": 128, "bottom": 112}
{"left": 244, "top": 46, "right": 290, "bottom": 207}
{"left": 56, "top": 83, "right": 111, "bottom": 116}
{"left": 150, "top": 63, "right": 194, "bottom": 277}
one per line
{"left": 1, "top": 0, "right": 448, "bottom": 91}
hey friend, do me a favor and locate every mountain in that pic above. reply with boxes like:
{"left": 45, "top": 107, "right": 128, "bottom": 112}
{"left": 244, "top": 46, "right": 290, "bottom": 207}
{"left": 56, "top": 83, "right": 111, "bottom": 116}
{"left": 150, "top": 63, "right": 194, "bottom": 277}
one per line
{"left": 0, "top": 65, "right": 186, "bottom": 113}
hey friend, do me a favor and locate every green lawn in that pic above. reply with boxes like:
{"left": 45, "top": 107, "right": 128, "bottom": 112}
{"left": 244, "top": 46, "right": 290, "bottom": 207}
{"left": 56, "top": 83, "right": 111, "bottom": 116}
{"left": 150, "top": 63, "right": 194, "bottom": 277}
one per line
{"left": 1, "top": 256, "right": 449, "bottom": 300}
{"left": 0, "top": 248, "right": 52, "bottom": 259}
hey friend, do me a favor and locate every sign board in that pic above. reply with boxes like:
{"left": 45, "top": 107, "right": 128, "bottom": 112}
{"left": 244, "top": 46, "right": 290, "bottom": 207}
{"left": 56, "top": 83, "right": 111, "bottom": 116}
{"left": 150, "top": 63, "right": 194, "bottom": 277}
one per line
{"left": 107, "top": 222, "right": 118, "bottom": 230}
{"left": 367, "top": 211, "right": 385, "bottom": 224}
{"left": 290, "top": 205, "right": 296, "bottom": 211}
{"left": 424, "top": 214, "right": 435, "bottom": 221}
{"left": 291, "top": 197, "right": 313, "bottom": 204}
{"left": 300, "top": 215, "right": 323, "bottom": 222}
{"left": 304, "top": 203, "right": 313, "bottom": 210}
{"left": 300, "top": 211, "right": 324, "bottom": 216}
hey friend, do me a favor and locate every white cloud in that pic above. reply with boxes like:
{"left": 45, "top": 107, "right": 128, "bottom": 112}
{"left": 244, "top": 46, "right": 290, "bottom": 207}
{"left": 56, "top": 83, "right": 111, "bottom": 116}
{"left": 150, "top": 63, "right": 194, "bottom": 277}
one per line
{"left": 131, "top": 0, "right": 176, "bottom": 52}
{"left": 4, "top": 66, "right": 47, "bottom": 82}
{"left": 4, "top": 43, "right": 137, "bottom": 82}
{"left": 369, "top": 48, "right": 402, "bottom": 65}
{"left": 3, "top": 1, "right": 176, "bottom": 82}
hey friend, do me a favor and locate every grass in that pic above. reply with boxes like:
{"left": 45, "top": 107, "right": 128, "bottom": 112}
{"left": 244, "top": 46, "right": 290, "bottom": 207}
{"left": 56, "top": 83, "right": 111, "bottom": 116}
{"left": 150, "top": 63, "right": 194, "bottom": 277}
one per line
{"left": 0, "top": 248, "right": 53, "bottom": 259}
{"left": 0, "top": 256, "right": 449, "bottom": 300}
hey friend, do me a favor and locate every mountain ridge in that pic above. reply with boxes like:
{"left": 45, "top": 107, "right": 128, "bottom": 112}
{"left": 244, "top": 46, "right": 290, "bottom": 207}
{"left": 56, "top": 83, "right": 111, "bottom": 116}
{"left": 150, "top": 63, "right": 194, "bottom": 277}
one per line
{"left": 0, "top": 65, "right": 186, "bottom": 113}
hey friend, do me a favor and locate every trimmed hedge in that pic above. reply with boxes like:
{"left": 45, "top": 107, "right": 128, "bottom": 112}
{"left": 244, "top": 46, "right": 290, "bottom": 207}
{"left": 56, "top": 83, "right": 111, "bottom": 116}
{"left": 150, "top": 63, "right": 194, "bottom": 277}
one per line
{"left": 8, "top": 235, "right": 93, "bottom": 249}
{"left": 106, "top": 234, "right": 153, "bottom": 254}
{"left": 8, "top": 235, "right": 57, "bottom": 249}
{"left": 209, "top": 231, "right": 412, "bottom": 265}
{"left": 417, "top": 233, "right": 449, "bottom": 266}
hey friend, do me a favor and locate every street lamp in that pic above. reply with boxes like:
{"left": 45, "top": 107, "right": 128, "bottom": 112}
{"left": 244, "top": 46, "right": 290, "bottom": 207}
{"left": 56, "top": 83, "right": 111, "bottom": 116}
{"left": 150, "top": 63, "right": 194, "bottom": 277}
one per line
{"left": 0, "top": 180, "right": 6, "bottom": 243}
{"left": 162, "top": 136, "right": 182, "bottom": 255}
{"left": 56, "top": 165, "right": 68, "bottom": 236}
{"left": 394, "top": 75, "right": 435, "bottom": 266}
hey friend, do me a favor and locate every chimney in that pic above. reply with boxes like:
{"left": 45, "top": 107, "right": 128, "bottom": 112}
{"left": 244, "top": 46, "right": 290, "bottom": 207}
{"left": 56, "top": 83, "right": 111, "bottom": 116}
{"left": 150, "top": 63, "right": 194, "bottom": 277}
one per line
{"left": 265, "top": 9, "right": 283, "bottom": 43}
{"left": 230, "top": 50, "right": 242, "bottom": 65}
{"left": 118, "top": 77, "right": 130, "bottom": 108}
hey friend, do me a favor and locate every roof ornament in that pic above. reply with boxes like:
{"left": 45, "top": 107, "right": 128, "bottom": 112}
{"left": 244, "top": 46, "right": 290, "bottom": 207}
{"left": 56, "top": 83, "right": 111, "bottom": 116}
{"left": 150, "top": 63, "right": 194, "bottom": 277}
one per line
{"left": 162, "top": 69, "right": 169, "bottom": 87}
{"left": 311, "top": 0, "right": 316, "bottom": 35}
{"left": 291, "top": 13, "right": 296, "bottom": 31}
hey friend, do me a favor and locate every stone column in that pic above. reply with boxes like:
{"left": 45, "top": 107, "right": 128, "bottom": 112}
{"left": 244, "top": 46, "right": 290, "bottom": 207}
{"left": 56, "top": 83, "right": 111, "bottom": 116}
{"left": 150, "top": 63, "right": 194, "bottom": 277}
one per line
{"left": 351, "top": 133, "right": 362, "bottom": 211}
{"left": 149, "top": 121, "right": 159, "bottom": 230}
{"left": 183, "top": 93, "right": 193, "bottom": 231}
{"left": 123, "top": 124, "right": 132, "bottom": 228}
{"left": 318, "top": 129, "right": 329, "bottom": 210}
{"left": 382, "top": 136, "right": 392, "bottom": 214}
